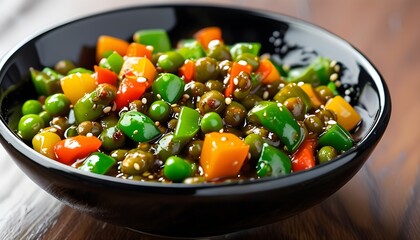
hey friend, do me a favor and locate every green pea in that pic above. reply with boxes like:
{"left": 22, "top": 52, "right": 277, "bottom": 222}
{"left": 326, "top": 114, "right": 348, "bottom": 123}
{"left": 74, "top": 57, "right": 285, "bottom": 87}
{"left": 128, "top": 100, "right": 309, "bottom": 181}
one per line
{"left": 54, "top": 59, "right": 76, "bottom": 75}
{"left": 38, "top": 111, "right": 52, "bottom": 124}
{"left": 158, "top": 51, "right": 185, "bottom": 73}
{"left": 163, "top": 156, "right": 192, "bottom": 182}
{"left": 318, "top": 146, "right": 338, "bottom": 164}
{"left": 194, "top": 57, "right": 219, "bottom": 82}
{"left": 186, "top": 140, "right": 203, "bottom": 161}
{"left": 201, "top": 112, "right": 223, "bottom": 133}
{"left": 44, "top": 93, "right": 71, "bottom": 116}
{"left": 197, "top": 90, "right": 225, "bottom": 114}
{"left": 223, "top": 101, "right": 246, "bottom": 127}
{"left": 100, "top": 126, "right": 126, "bottom": 151}
{"left": 121, "top": 149, "right": 154, "bottom": 175}
{"left": 244, "top": 133, "right": 264, "bottom": 161}
{"left": 148, "top": 100, "right": 170, "bottom": 122}
{"left": 18, "top": 114, "right": 45, "bottom": 141}
{"left": 64, "top": 125, "right": 78, "bottom": 138}
{"left": 22, "top": 100, "right": 43, "bottom": 115}
{"left": 304, "top": 115, "right": 324, "bottom": 135}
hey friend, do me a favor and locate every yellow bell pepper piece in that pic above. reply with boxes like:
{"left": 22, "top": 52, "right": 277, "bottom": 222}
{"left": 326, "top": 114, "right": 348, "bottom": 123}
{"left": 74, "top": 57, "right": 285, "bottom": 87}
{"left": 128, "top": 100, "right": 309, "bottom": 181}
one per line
{"left": 325, "top": 95, "right": 361, "bottom": 131}
{"left": 32, "top": 131, "right": 61, "bottom": 159}
{"left": 300, "top": 83, "right": 322, "bottom": 108}
{"left": 60, "top": 73, "right": 97, "bottom": 105}
{"left": 200, "top": 132, "right": 249, "bottom": 181}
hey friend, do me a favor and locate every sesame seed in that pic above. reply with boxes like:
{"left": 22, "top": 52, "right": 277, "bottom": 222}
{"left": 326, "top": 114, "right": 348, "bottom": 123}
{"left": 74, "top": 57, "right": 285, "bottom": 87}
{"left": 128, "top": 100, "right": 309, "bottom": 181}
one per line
{"left": 133, "top": 163, "right": 140, "bottom": 171}
{"left": 335, "top": 80, "right": 342, "bottom": 87}
{"left": 223, "top": 77, "right": 229, "bottom": 85}
{"left": 86, "top": 133, "right": 93, "bottom": 137}
{"left": 334, "top": 65, "right": 341, "bottom": 72}
{"left": 238, "top": 60, "right": 247, "bottom": 66}
{"left": 330, "top": 60, "right": 337, "bottom": 68}
{"left": 137, "top": 77, "right": 147, "bottom": 83}
{"left": 225, "top": 97, "right": 232, "bottom": 105}
{"left": 103, "top": 106, "right": 112, "bottom": 114}
{"left": 297, "top": 81, "right": 304, "bottom": 86}
{"left": 146, "top": 45, "right": 154, "bottom": 52}
{"left": 92, "top": 104, "right": 97, "bottom": 110}
{"left": 156, "top": 94, "right": 162, "bottom": 100}
{"left": 219, "top": 128, "right": 224, "bottom": 133}
{"left": 345, "top": 89, "right": 351, "bottom": 95}
{"left": 233, "top": 77, "right": 239, "bottom": 86}
{"left": 344, "top": 96, "right": 351, "bottom": 102}
{"left": 232, "top": 160, "right": 239, "bottom": 166}
{"left": 141, "top": 97, "right": 147, "bottom": 104}
{"left": 183, "top": 94, "right": 190, "bottom": 100}
{"left": 282, "top": 65, "right": 290, "bottom": 72}
{"left": 263, "top": 91, "right": 269, "bottom": 100}
{"left": 272, "top": 31, "right": 280, "bottom": 37}
{"left": 133, "top": 130, "right": 138, "bottom": 135}
{"left": 111, "top": 102, "right": 117, "bottom": 111}
{"left": 221, "top": 136, "right": 227, "bottom": 141}
{"left": 148, "top": 175, "right": 154, "bottom": 179}
{"left": 247, "top": 153, "right": 251, "bottom": 159}
{"left": 330, "top": 73, "right": 338, "bottom": 81}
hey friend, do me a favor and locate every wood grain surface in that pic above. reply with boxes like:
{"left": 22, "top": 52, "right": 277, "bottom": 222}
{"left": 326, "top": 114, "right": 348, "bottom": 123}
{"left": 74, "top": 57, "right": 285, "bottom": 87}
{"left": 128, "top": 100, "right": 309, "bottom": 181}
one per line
{"left": 0, "top": 0, "right": 419, "bottom": 239}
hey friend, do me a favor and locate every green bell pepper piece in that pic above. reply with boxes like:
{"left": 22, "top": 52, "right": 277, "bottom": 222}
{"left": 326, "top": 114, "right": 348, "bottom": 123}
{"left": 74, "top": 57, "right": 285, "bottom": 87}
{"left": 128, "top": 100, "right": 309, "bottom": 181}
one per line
{"left": 257, "top": 143, "right": 291, "bottom": 177}
{"left": 30, "top": 67, "right": 63, "bottom": 96}
{"left": 248, "top": 101, "right": 304, "bottom": 153}
{"left": 106, "top": 52, "right": 124, "bottom": 73}
{"left": 318, "top": 123, "right": 354, "bottom": 152}
{"left": 67, "top": 67, "right": 94, "bottom": 75}
{"left": 173, "top": 106, "right": 200, "bottom": 143}
{"left": 79, "top": 152, "right": 116, "bottom": 174}
{"left": 118, "top": 111, "right": 161, "bottom": 142}
{"left": 287, "top": 56, "right": 333, "bottom": 86}
{"left": 229, "top": 42, "right": 261, "bottom": 59}
{"left": 177, "top": 39, "right": 206, "bottom": 60}
{"left": 152, "top": 73, "right": 185, "bottom": 104}
{"left": 133, "top": 29, "right": 171, "bottom": 53}
{"left": 73, "top": 83, "right": 117, "bottom": 123}
{"left": 273, "top": 82, "right": 312, "bottom": 113}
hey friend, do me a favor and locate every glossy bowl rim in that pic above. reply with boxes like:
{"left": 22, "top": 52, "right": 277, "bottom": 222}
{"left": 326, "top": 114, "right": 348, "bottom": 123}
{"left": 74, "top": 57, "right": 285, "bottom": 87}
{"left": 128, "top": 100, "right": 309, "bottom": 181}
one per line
{"left": 0, "top": 3, "right": 391, "bottom": 193}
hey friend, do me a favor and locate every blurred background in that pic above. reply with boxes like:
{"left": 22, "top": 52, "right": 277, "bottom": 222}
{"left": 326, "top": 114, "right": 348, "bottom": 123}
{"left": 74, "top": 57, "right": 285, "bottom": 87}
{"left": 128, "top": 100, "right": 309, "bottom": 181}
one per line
{"left": 1, "top": 0, "right": 419, "bottom": 239}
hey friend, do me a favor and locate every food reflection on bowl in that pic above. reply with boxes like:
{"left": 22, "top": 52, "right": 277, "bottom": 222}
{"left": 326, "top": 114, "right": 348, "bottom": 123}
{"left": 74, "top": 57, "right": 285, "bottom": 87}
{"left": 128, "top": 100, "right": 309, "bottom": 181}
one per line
{"left": 0, "top": 4, "right": 391, "bottom": 238}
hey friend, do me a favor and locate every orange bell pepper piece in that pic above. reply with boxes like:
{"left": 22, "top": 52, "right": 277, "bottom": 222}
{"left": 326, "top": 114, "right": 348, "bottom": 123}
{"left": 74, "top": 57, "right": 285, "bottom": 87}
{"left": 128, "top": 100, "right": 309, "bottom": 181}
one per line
{"left": 194, "top": 26, "right": 223, "bottom": 50}
{"left": 300, "top": 83, "right": 322, "bottom": 108}
{"left": 54, "top": 135, "right": 102, "bottom": 165}
{"left": 125, "top": 42, "right": 152, "bottom": 60}
{"left": 200, "top": 132, "right": 250, "bottom": 181}
{"left": 118, "top": 57, "right": 157, "bottom": 85}
{"left": 291, "top": 138, "right": 316, "bottom": 172}
{"left": 224, "top": 61, "right": 252, "bottom": 98}
{"left": 325, "top": 95, "right": 361, "bottom": 131}
{"left": 60, "top": 73, "right": 97, "bottom": 105}
{"left": 94, "top": 65, "right": 118, "bottom": 86}
{"left": 178, "top": 59, "right": 195, "bottom": 83}
{"left": 255, "top": 58, "right": 282, "bottom": 84}
{"left": 96, "top": 35, "right": 129, "bottom": 63}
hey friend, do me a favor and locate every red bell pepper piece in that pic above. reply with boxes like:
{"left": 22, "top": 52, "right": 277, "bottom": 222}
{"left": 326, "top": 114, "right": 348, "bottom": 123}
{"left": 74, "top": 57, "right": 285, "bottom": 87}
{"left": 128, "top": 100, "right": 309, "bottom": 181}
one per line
{"left": 94, "top": 65, "right": 118, "bottom": 85}
{"left": 291, "top": 138, "right": 316, "bottom": 172}
{"left": 125, "top": 42, "right": 153, "bottom": 60}
{"left": 224, "top": 61, "right": 252, "bottom": 98}
{"left": 178, "top": 59, "right": 195, "bottom": 83}
{"left": 54, "top": 135, "right": 102, "bottom": 165}
{"left": 114, "top": 72, "right": 147, "bottom": 110}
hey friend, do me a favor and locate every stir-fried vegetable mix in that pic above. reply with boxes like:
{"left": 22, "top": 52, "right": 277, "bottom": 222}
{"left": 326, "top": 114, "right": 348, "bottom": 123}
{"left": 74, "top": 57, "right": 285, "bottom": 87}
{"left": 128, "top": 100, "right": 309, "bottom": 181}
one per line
{"left": 16, "top": 27, "right": 362, "bottom": 183}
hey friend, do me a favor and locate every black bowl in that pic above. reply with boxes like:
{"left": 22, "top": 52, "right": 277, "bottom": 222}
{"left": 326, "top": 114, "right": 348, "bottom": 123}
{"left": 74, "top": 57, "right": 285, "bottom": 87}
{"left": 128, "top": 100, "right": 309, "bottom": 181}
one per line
{"left": 0, "top": 4, "right": 391, "bottom": 238}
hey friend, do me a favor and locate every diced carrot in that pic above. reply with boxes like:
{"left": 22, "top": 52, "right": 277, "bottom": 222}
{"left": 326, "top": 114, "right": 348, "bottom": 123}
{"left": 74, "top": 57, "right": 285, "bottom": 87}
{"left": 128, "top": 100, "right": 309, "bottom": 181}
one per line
{"left": 291, "top": 138, "right": 316, "bottom": 172}
{"left": 194, "top": 26, "right": 223, "bottom": 50}
{"left": 200, "top": 132, "right": 249, "bottom": 181}
{"left": 255, "top": 58, "right": 282, "bottom": 84}
{"left": 300, "top": 83, "right": 322, "bottom": 108}
{"left": 178, "top": 59, "right": 195, "bottom": 83}
{"left": 125, "top": 42, "right": 153, "bottom": 60}
{"left": 96, "top": 35, "right": 129, "bottom": 63}
{"left": 325, "top": 95, "right": 361, "bottom": 131}
{"left": 224, "top": 61, "right": 252, "bottom": 98}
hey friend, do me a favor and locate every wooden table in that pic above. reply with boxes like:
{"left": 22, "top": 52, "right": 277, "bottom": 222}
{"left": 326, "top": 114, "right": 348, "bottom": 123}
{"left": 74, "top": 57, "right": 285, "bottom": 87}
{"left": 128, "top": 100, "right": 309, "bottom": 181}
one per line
{"left": 0, "top": 0, "right": 418, "bottom": 239}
